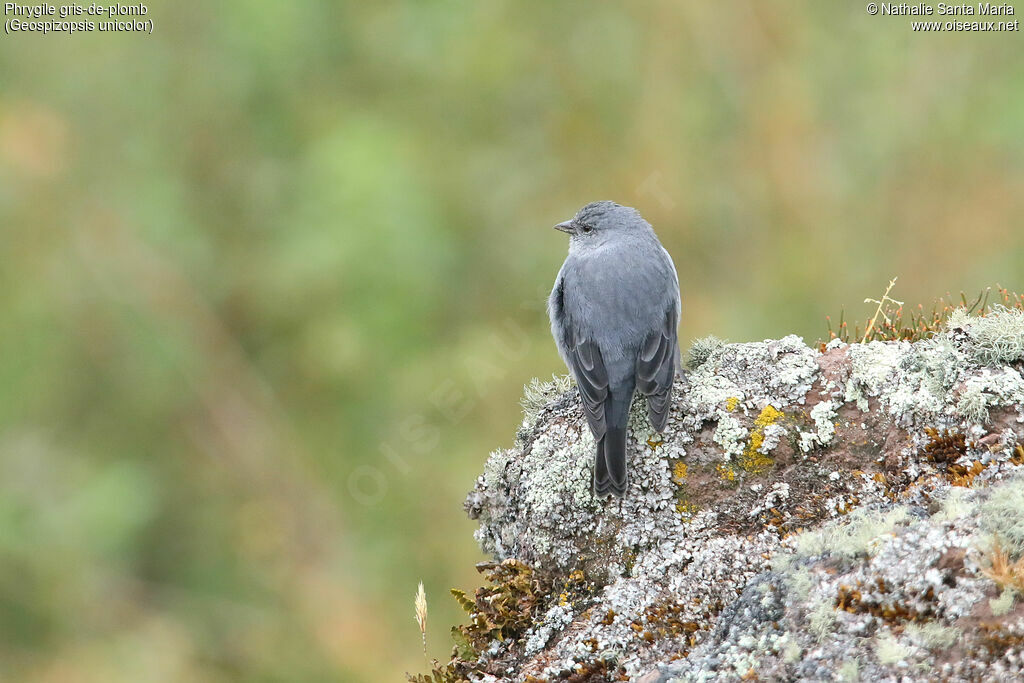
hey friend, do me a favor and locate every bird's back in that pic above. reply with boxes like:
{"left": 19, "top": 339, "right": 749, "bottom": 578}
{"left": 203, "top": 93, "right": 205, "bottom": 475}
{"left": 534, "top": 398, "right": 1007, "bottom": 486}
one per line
{"left": 560, "top": 234, "right": 678, "bottom": 372}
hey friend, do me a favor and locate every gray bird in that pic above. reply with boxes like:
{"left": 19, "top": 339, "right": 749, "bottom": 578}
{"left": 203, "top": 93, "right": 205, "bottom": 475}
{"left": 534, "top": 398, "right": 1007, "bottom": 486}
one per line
{"left": 548, "top": 201, "right": 680, "bottom": 498}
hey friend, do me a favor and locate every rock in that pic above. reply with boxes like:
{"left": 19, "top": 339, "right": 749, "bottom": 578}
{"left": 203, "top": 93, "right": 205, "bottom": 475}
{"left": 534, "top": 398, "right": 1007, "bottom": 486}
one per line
{"left": 424, "top": 310, "right": 1024, "bottom": 682}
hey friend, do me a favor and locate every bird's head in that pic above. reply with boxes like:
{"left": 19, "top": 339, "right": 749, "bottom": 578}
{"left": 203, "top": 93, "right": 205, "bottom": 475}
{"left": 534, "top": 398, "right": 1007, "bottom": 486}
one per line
{"left": 553, "top": 201, "right": 649, "bottom": 244}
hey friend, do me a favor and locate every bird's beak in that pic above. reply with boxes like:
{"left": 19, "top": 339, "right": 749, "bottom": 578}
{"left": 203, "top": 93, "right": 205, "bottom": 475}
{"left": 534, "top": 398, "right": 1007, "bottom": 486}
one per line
{"left": 553, "top": 220, "right": 575, "bottom": 234}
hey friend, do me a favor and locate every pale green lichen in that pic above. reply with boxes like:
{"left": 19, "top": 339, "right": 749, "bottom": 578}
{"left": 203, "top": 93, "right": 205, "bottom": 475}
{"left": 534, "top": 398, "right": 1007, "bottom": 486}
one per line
{"left": 786, "top": 566, "right": 815, "bottom": 601}
{"left": 956, "top": 369, "right": 1024, "bottom": 426}
{"left": 844, "top": 341, "right": 908, "bottom": 411}
{"left": 904, "top": 622, "right": 960, "bottom": 649}
{"left": 930, "top": 487, "right": 976, "bottom": 522}
{"left": 946, "top": 307, "right": 973, "bottom": 331}
{"left": 980, "top": 473, "right": 1024, "bottom": 556}
{"left": 837, "top": 657, "right": 860, "bottom": 682}
{"left": 990, "top": 588, "right": 1017, "bottom": 616}
{"left": 794, "top": 506, "right": 911, "bottom": 559}
{"left": 966, "top": 305, "right": 1024, "bottom": 366}
{"left": 957, "top": 385, "right": 990, "bottom": 424}
{"left": 483, "top": 448, "right": 514, "bottom": 490}
{"left": 779, "top": 634, "right": 802, "bottom": 663}
{"left": 627, "top": 394, "right": 660, "bottom": 445}
{"left": 875, "top": 632, "right": 913, "bottom": 665}
{"left": 887, "top": 337, "right": 961, "bottom": 421}
{"left": 520, "top": 430, "right": 596, "bottom": 555}
{"left": 687, "top": 335, "right": 727, "bottom": 370}
{"left": 521, "top": 374, "right": 573, "bottom": 422}
{"left": 807, "top": 600, "right": 836, "bottom": 642}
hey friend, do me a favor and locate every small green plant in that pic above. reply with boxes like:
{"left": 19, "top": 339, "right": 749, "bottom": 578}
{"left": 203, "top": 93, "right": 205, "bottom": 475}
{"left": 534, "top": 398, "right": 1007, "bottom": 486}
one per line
{"left": 823, "top": 284, "right": 1023, "bottom": 346}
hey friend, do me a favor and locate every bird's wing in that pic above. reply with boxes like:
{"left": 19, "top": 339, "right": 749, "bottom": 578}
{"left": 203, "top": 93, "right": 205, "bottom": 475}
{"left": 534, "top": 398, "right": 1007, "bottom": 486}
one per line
{"left": 568, "top": 335, "right": 610, "bottom": 438}
{"left": 550, "top": 270, "right": 610, "bottom": 437}
{"left": 636, "top": 305, "right": 678, "bottom": 432}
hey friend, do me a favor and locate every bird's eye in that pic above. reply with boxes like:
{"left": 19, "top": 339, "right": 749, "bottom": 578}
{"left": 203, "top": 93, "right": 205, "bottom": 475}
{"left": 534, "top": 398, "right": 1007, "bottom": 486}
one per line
{"left": 581, "top": 225, "right": 592, "bottom": 233}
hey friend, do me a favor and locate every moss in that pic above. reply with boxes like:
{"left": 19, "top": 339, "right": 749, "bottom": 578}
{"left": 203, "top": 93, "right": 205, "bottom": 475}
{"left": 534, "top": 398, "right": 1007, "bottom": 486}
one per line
{"left": 923, "top": 428, "right": 967, "bottom": 464}
{"left": 449, "top": 559, "right": 544, "bottom": 652}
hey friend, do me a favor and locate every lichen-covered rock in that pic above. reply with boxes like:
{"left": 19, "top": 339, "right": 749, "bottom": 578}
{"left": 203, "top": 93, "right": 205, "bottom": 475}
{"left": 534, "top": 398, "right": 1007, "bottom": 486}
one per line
{"left": 446, "top": 310, "right": 1024, "bottom": 682}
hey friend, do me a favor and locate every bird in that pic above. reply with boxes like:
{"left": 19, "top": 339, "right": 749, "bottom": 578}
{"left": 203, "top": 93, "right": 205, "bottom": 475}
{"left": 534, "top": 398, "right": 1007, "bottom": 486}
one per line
{"left": 548, "top": 201, "right": 681, "bottom": 498}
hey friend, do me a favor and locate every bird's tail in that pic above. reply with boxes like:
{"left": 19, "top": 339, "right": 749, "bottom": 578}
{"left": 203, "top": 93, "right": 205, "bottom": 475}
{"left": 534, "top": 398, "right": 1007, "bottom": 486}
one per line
{"left": 593, "top": 427, "right": 628, "bottom": 498}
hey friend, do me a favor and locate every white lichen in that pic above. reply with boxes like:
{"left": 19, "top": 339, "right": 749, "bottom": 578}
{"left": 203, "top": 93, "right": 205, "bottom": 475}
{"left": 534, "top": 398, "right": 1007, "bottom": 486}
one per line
{"left": 713, "top": 413, "right": 748, "bottom": 460}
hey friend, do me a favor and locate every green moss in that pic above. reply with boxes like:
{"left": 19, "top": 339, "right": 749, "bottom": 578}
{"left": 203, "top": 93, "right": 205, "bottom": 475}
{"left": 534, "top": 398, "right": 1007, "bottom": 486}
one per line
{"left": 450, "top": 559, "right": 543, "bottom": 652}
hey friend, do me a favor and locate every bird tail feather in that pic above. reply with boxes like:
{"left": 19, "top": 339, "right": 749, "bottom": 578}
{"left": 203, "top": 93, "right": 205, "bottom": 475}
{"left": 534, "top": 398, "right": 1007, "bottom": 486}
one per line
{"left": 593, "top": 427, "right": 628, "bottom": 498}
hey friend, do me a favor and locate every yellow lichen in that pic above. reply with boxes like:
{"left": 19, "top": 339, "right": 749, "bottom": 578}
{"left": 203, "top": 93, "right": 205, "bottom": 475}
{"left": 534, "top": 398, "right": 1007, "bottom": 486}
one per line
{"left": 647, "top": 436, "right": 663, "bottom": 449}
{"left": 717, "top": 463, "right": 737, "bottom": 482}
{"left": 740, "top": 405, "right": 785, "bottom": 474}
{"left": 672, "top": 462, "right": 688, "bottom": 484}
{"left": 725, "top": 396, "right": 740, "bottom": 412}
{"left": 676, "top": 501, "right": 699, "bottom": 520}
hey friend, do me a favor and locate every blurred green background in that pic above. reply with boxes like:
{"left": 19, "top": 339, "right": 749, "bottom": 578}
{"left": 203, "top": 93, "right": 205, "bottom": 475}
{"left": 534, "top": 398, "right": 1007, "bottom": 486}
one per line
{"left": 1, "top": 1, "right": 1021, "bottom": 680}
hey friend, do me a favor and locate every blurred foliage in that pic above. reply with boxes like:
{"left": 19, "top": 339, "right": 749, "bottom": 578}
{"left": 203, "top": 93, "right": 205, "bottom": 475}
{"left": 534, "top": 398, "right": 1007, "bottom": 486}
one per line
{"left": 0, "top": 1, "right": 1022, "bottom": 681}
